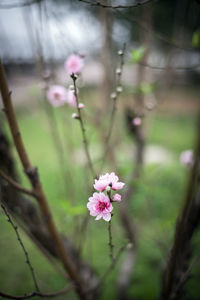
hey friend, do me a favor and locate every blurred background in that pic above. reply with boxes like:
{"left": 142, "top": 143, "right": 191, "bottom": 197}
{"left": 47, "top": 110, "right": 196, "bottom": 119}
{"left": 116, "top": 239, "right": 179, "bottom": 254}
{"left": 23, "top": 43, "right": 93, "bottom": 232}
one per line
{"left": 0, "top": 0, "right": 200, "bottom": 299}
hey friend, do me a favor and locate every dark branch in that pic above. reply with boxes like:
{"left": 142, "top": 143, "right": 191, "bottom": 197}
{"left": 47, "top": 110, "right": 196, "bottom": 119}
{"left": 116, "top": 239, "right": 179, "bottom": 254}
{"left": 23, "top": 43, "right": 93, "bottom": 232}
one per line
{"left": 0, "top": 169, "right": 35, "bottom": 197}
{"left": 137, "top": 61, "right": 200, "bottom": 70}
{"left": 0, "top": 285, "right": 73, "bottom": 299}
{"left": 78, "top": 0, "right": 153, "bottom": 9}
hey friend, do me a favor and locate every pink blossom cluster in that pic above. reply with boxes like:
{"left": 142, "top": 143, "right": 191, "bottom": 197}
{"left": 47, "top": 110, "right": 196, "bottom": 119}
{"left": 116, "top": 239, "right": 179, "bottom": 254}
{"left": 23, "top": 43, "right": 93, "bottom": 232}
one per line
{"left": 46, "top": 54, "right": 85, "bottom": 108}
{"left": 87, "top": 172, "right": 125, "bottom": 222}
{"left": 64, "top": 54, "right": 84, "bottom": 75}
{"left": 46, "top": 85, "right": 77, "bottom": 107}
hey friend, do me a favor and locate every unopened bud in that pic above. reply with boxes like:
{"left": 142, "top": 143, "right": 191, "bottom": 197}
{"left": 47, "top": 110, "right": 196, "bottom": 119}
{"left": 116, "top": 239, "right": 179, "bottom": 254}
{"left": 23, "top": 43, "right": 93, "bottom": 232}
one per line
{"left": 126, "top": 243, "right": 133, "bottom": 250}
{"left": 116, "top": 86, "right": 123, "bottom": 93}
{"left": 106, "top": 186, "right": 111, "bottom": 192}
{"left": 118, "top": 50, "right": 123, "bottom": 56}
{"left": 69, "top": 85, "right": 74, "bottom": 90}
{"left": 116, "top": 68, "right": 121, "bottom": 75}
{"left": 110, "top": 92, "right": 117, "bottom": 99}
{"left": 72, "top": 113, "right": 79, "bottom": 119}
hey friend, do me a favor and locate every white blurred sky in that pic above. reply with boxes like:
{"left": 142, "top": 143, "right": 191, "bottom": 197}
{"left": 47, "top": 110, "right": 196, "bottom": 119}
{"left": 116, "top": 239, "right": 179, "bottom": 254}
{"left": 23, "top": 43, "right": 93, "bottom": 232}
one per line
{"left": 0, "top": 3, "right": 103, "bottom": 60}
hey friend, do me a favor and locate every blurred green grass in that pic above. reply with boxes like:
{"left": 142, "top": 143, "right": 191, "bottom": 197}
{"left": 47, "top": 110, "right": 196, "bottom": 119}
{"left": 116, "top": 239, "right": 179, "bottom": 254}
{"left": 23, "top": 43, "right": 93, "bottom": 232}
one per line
{"left": 1, "top": 91, "right": 200, "bottom": 300}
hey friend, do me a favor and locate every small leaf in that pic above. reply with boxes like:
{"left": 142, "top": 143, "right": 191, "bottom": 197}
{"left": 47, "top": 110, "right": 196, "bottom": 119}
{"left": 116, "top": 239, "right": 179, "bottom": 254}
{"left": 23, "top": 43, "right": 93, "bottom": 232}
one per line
{"left": 131, "top": 46, "right": 146, "bottom": 63}
{"left": 192, "top": 31, "right": 199, "bottom": 47}
{"left": 139, "top": 82, "right": 157, "bottom": 95}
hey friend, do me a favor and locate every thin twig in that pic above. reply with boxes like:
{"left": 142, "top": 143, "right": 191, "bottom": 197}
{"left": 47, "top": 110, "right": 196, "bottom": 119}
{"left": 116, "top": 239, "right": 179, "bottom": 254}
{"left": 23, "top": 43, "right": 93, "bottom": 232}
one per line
{"left": 78, "top": 0, "right": 153, "bottom": 9}
{"left": 71, "top": 74, "right": 96, "bottom": 178}
{"left": 115, "top": 9, "right": 200, "bottom": 52}
{"left": 86, "top": 244, "right": 126, "bottom": 294}
{"left": 172, "top": 252, "right": 200, "bottom": 298}
{"left": 0, "top": 0, "right": 42, "bottom": 9}
{"left": 108, "top": 218, "right": 114, "bottom": 262}
{"left": 0, "top": 60, "right": 85, "bottom": 300}
{"left": 1, "top": 203, "right": 40, "bottom": 292}
{"left": 0, "top": 169, "right": 35, "bottom": 198}
{"left": 137, "top": 61, "right": 200, "bottom": 70}
{"left": 0, "top": 285, "right": 73, "bottom": 299}
{"left": 100, "top": 44, "right": 125, "bottom": 172}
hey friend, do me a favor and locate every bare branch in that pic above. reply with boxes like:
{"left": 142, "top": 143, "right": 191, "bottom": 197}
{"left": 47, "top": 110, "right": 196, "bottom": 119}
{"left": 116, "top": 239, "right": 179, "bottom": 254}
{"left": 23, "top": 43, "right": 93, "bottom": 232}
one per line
{"left": 0, "top": 169, "right": 35, "bottom": 197}
{"left": 71, "top": 74, "right": 96, "bottom": 178}
{"left": 161, "top": 118, "right": 200, "bottom": 300}
{"left": 0, "top": 0, "right": 42, "bottom": 9}
{"left": 1, "top": 202, "right": 40, "bottom": 292}
{"left": 0, "top": 60, "right": 86, "bottom": 299}
{"left": 0, "top": 285, "right": 73, "bottom": 299}
{"left": 78, "top": 0, "right": 153, "bottom": 9}
{"left": 137, "top": 61, "right": 200, "bottom": 70}
{"left": 108, "top": 218, "right": 114, "bottom": 262}
{"left": 87, "top": 244, "right": 127, "bottom": 294}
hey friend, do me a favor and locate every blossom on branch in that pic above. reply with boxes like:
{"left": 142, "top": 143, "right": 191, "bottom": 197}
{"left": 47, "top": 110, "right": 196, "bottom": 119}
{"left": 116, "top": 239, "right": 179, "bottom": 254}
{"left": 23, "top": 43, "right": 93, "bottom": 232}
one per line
{"left": 112, "top": 193, "right": 121, "bottom": 202}
{"left": 65, "top": 54, "right": 84, "bottom": 75}
{"left": 47, "top": 85, "right": 68, "bottom": 107}
{"left": 94, "top": 172, "right": 125, "bottom": 192}
{"left": 87, "top": 192, "right": 113, "bottom": 222}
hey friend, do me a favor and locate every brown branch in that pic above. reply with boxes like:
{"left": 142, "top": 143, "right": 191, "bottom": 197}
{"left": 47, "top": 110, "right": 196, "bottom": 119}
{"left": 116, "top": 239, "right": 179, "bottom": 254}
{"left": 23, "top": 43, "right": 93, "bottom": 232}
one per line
{"left": 161, "top": 118, "right": 200, "bottom": 300}
{"left": 1, "top": 202, "right": 40, "bottom": 292}
{"left": 0, "top": 285, "right": 73, "bottom": 299}
{"left": 0, "top": 0, "right": 42, "bottom": 9}
{"left": 71, "top": 74, "right": 96, "bottom": 178}
{"left": 0, "top": 60, "right": 86, "bottom": 300}
{"left": 0, "top": 169, "right": 35, "bottom": 197}
{"left": 78, "top": 0, "right": 153, "bottom": 9}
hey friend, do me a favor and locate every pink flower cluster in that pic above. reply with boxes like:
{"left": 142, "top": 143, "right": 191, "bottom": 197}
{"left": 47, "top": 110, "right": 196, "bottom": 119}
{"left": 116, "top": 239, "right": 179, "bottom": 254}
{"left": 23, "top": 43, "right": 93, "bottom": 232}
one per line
{"left": 64, "top": 54, "right": 84, "bottom": 75}
{"left": 87, "top": 172, "right": 125, "bottom": 222}
{"left": 46, "top": 54, "right": 85, "bottom": 108}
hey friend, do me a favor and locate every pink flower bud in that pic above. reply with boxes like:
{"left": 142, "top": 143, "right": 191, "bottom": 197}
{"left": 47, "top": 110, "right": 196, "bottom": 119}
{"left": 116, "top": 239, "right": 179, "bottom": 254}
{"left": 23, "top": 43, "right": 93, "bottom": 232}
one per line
{"left": 132, "top": 117, "right": 142, "bottom": 126}
{"left": 112, "top": 193, "right": 121, "bottom": 202}
{"left": 78, "top": 103, "right": 84, "bottom": 109}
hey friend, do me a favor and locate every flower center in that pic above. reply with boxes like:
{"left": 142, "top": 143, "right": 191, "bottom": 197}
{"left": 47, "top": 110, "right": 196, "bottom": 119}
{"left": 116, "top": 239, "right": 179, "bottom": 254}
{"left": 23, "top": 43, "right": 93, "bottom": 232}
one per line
{"left": 54, "top": 92, "right": 60, "bottom": 100}
{"left": 98, "top": 201, "right": 107, "bottom": 211}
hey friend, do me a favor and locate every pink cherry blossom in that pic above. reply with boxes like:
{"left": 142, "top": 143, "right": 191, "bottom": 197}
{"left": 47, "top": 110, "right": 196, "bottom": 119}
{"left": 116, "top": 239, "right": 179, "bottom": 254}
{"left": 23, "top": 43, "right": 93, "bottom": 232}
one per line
{"left": 112, "top": 193, "right": 121, "bottom": 202}
{"left": 67, "top": 90, "right": 77, "bottom": 107}
{"left": 65, "top": 54, "right": 84, "bottom": 75}
{"left": 94, "top": 172, "right": 125, "bottom": 192}
{"left": 132, "top": 117, "right": 142, "bottom": 126}
{"left": 180, "top": 150, "right": 193, "bottom": 167}
{"left": 47, "top": 85, "right": 68, "bottom": 107}
{"left": 87, "top": 192, "right": 113, "bottom": 222}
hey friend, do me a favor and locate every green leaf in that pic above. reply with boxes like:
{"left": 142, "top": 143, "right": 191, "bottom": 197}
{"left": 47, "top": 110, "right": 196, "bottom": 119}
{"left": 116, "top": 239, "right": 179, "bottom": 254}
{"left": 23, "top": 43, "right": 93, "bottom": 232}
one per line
{"left": 131, "top": 46, "right": 146, "bottom": 63}
{"left": 139, "top": 82, "right": 157, "bottom": 95}
{"left": 192, "top": 31, "right": 199, "bottom": 48}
